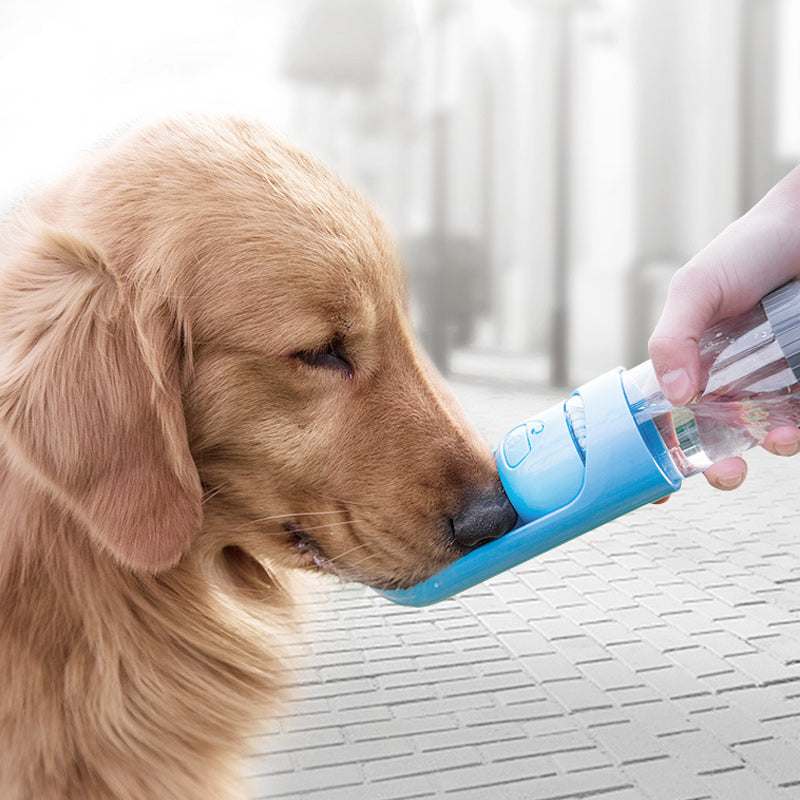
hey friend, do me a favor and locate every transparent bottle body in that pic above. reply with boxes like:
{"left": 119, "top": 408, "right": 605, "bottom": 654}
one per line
{"left": 623, "top": 303, "right": 800, "bottom": 478}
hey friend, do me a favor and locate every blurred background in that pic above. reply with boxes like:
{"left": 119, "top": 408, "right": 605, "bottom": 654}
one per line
{"left": 1, "top": 0, "right": 798, "bottom": 386}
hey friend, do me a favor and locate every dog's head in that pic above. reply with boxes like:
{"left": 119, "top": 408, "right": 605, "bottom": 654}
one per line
{"left": 0, "top": 117, "right": 516, "bottom": 593}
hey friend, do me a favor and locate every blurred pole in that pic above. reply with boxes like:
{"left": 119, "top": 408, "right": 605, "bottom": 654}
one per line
{"left": 549, "top": 1, "right": 573, "bottom": 387}
{"left": 739, "top": 0, "right": 781, "bottom": 212}
{"left": 426, "top": 0, "right": 465, "bottom": 374}
{"left": 428, "top": 0, "right": 451, "bottom": 373}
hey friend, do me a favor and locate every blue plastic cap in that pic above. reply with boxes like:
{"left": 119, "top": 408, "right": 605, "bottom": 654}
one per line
{"left": 377, "top": 368, "right": 681, "bottom": 606}
{"left": 496, "top": 402, "right": 585, "bottom": 523}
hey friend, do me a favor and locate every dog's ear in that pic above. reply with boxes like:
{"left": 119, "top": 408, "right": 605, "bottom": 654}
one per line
{"left": 0, "top": 224, "right": 202, "bottom": 572}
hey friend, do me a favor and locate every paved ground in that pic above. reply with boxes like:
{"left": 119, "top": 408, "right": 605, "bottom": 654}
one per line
{"left": 243, "top": 378, "right": 800, "bottom": 800}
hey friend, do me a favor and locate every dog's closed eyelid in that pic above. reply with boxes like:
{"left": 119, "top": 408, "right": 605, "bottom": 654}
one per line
{"left": 292, "top": 341, "right": 354, "bottom": 378}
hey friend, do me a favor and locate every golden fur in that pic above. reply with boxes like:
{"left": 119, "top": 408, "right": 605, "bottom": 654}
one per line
{"left": 0, "top": 117, "right": 507, "bottom": 799}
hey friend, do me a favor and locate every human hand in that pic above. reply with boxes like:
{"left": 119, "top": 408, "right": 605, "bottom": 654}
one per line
{"left": 648, "top": 164, "right": 800, "bottom": 490}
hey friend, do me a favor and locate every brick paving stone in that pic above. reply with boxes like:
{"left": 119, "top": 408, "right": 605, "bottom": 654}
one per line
{"left": 558, "top": 601, "right": 615, "bottom": 627}
{"left": 245, "top": 763, "right": 363, "bottom": 799}
{"left": 715, "top": 684, "right": 793, "bottom": 722}
{"left": 279, "top": 702, "right": 392, "bottom": 732}
{"left": 689, "top": 705, "right": 771, "bottom": 747}
{"left": 317, "top": 777, "right": 437, "bottom": 800}
{"left": 610, "top": 640, "right": 670, "bottom": 673}
{"left": 659, "top": 609, "right": 719, "bottom": 637}
{"left": 457, "top": 697, "right": 566, "bottom": 728}
{"left": 347, "top": 713, "right": 457, "bottom": 743}
{"left": 699, "top": 767, "right": 796, "bottom": 800}
{"left": 295, "top": 736, "right": 414, "bottom": 770}
{"left": 633, "top": 624, "right": 694, "bottom": 655}
{"left": 545, "top": 676, "right": 616, "bottom": 713}
{"left": 363, "top": 747, "right": 482, "bottom": 784}
{"left": 249, "top": 724, "right": 344, "bottom": 755}
{"left": 719, "top": 613, "right": 776, "bottom": 642}
{"left": 415, "top": 650, "right": 483, "bottom": 671}
{"left": 244, "top": 750, "right": 293, "bottom": 777}
{"left": 443, "top": 766, "right": 634, "bottom": 799}
{"left": 758, "top": 708, "right": 800, "bottom": 742}
{"left": 551, "top": 633, "right": 614, "bottom": 665}
{"left": 666, "top": 646, "right": 734, "bottom": 680}
{"left": 612, "top": 606, "right": 665, "bottom": 634}
{"left": 623, "top": 758, "right": 712, "bottom": 800}
{"left": 691, "top": 630, "right": 757, "bottom": 659}
{"left": 699, "top": 668, "right": 755, "bottom": 695}
{"left": 726, "top": 651, "right": 800, "bottom": 685}
{"left": 623, "top": 698, "right": 696, "bottom": 739}
{"left": 612, "top": 684, "right": 664, "bottom": 708}
{"left": 550, "top": 744, "right": 615, "bottom": 774}
{"left": 750, "top": 633, "right": 800, "bottom": 666}
{"left": 595, "top": 790, "right": 652, "bottom": 800}
{"left": 579, "top": 658, "right": 645, "bottom": 692}
{"left": 638, "top": 664, "right": 712, "bottom": 701}
{"left": 578, "top": 706, "right": 633, "bottom": 730}
{"left": 341, "top": 683, "right": 435, "bottom": 711}
{"left": 476, "top": 611, "right": 532, "bottom": 636}
{"left": 521, "top": 712, "right": 583, "bottom": 740}
{"left": 733, "top": 738, "right": 800, "bottom": 787}
{"left": 636, "top": 591, "right": 689, "bottom": 618}
{"left": 517, "top": 652, "right": 583, "bottom": 683}
{"left": 657, "top": 729, "right": 743, "bottom": 775}
{"left": 392, "top": 692, "right": 496, "bottom": 719}
{"left": 377, "top": 665, "right": 467, "bottom": 690}
{"left": 584, "top": 620, "right": 644, "bottom": 649}
{"left": 439, "top": 672, "right": 533, "bottom": 700}
{"left": 533, "top": 614, "right": 589, "bottom": 641}
{"left": 740, "top": 601, "right": 797, "bottom": 627}
{"left": 587, "top": 720, "right": 665, "bottom": 765}
{"left": 494, "top": 688, "right": 557, "bottom": 713}
{"left": 479, "top": 729, "right": 594, "bottom": 762}
{"left": 496, "top": 629, "right": 555, "bottom": 658}
{"left": 438, "top": 755, "right": 558, "bottom": 793}
{"left": 414, "top": 721, "right": 526, "bottom": 753}
{"left": 536, "top": 584, "right": 594, "bottom": 611}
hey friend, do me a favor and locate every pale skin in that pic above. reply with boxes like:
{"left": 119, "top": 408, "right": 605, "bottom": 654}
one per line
{"left": 649, "top": 163, "right": 800, "bottom": 491}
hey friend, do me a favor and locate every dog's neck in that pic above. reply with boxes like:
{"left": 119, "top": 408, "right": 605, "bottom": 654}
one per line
{"left": 0, "top": 454, "right": 290, "bottom": 800}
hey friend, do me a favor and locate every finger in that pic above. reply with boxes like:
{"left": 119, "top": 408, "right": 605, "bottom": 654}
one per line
{"left": 648, "top": 266, "right": 719, "bottom": 405}
{"left": 704, "top": 457, "right": 747, "bottom": 490}
{"left": 763, "top": 426, "right": 800, "bottom": 457}
{"left": 649, "top": 164, "right": 800, "bottom": 405}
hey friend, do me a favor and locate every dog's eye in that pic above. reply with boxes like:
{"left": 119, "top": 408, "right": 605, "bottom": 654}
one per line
{"left": 294, "top": 341, "right": 354, "bottom": 378}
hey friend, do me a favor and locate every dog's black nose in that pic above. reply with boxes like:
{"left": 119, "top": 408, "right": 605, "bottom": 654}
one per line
{"left": 451, "top": 484, "right": 518, "bottom": 549}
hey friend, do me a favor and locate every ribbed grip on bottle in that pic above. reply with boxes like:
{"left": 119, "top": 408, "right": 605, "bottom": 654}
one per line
{"left": 762, "top": 280, "right": 800, "bottom": 383}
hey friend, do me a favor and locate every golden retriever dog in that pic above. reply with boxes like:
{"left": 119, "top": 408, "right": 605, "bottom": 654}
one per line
{"left": 0, "top": 116, "right": 516, "bottom": 800}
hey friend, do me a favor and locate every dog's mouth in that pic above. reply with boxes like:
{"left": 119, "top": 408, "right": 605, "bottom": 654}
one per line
{"left": 283, "top": 521, "right": 333, "bottom": 572}
{"left": 280, "top": 519, "right": 451, "bottom": 592}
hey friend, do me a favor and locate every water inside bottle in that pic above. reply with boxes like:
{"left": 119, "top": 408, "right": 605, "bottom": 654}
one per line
{"left": 626, "top": 307, "right": 800, "bottom": 478}
{"left": 652, "top": 392, "right": 800, "bottom": 476}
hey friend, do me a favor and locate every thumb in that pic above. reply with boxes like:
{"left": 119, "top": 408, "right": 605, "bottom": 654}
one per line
{"left": 648, "top": 164, "right": 800, "bottom": 406}
{"left": 648, "top": 267, "right": 721, "bottom": 406}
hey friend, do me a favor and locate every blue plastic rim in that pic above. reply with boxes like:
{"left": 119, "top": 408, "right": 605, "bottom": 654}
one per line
{"left": 377, "top": 368, "right": 681, "bottom": 606}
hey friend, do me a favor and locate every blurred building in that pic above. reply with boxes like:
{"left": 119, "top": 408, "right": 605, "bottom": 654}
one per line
{"left": 284, "top": 0, "right": 797, "bottom": 385}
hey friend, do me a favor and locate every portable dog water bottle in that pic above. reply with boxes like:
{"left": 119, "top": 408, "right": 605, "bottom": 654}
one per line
{"left": 381, "top": 280, "right": 800, "bottom": 606}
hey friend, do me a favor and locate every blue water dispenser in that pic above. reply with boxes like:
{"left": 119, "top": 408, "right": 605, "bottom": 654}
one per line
{"left": 380, "top": 280, "right": 800, "bottom": 607}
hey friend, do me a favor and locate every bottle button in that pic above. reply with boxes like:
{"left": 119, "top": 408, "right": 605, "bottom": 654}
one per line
{"left": 502, "top": 424, "right": 531, "bottom": 468}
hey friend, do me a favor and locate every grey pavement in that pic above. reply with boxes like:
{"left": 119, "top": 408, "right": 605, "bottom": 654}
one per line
{"left": 244, "top": 378, "right": 800, "bottom": 800}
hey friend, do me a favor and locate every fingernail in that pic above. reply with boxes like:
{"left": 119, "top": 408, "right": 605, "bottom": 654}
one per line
{"left": 774, "top": 439, "right": 800, "bottom": 457}
{"left": 661, "top": 368, "right": 692, "bottom": 405}
{"left": 715, "top": 474, "right": 745, "bottom": 490}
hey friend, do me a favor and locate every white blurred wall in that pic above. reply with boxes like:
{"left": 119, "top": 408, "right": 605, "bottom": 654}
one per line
{"left": 1, "top": 0, "right": 798, "bottom": 385}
